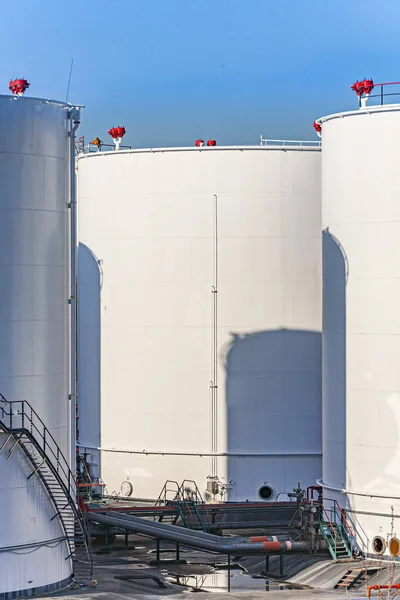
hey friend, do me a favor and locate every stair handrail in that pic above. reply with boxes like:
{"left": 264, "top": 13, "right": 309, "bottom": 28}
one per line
{"left": 342, "top": 510, "right": 367, "bottom": 557}
{"left": 0, "top": 394, "right": 76, "bottom": 496}
{"left": 179, "top": 480, "right": 210, "bottom": 531}
{"left": 184, "top": 500, "right": 194, "bottom": 526}
{"left": 154, "top": 480, "right": 181, "bottom": 506}
{"left": 331, "top": 499, "right": 354, "bottom": 537}
{"left": 319, "top": 497, "right": 354, "bottom": 539}
{"left": 0, "top": 393, "right": 92, "bottom": 575}
{"left": 180, "top": 479, "right": 205, "bottom": 504}
{"left": 307, "top": 495, "right": 354, "bottom": 541}
{"left": 315, "top": 502, "right": 338, "bottom": 538}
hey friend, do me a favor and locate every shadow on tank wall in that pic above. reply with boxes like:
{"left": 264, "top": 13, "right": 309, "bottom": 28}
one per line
{"left": 77, "top": 243, "right": 101, "bottom": 480}
{"left": 223, "top": 327, "right": 322, "bottom": 502}
{"left": 322, "top": 229, "right": 347, "bottom": 495}
{"left": 323, "top": 229, "right": 400, "bottom": 544}
{"left": 77, "top": 242, "right": 326, "bottom": 503}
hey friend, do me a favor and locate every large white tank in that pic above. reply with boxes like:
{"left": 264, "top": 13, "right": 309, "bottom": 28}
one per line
{"left": 0, "top": 94, "right": 77, "bottom": 596}
{"left": 77, "top": 145, "right": 322, "bottom": 502}
{"left": 321, "top": 105, "right": 400, "bottom": 556}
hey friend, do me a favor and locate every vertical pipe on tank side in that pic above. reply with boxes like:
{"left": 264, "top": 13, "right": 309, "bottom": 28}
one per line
{"left": 68, "top": 108, "right": 81, "bottom": 476}
{"left": 212, "top": 194, "right": 218, "bottom": 478}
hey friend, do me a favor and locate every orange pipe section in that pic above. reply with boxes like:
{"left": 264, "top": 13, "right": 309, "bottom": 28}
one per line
{"left": 262, "top": 541, "right": 292, "bottom": 552}
{"left": 251, "top": 536, "right": 277, "bottom": 543}
{"left": 367, "top": 584, "right": 400, "bottom": 598}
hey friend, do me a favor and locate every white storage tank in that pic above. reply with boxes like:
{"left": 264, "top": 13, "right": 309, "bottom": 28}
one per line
{"left": 77, "top": 145, "right": 322, "bottom": 502}
{"left": 320, "top": 105, "right": 400, "bottom": 556}
{"left": 0, "top": 93, "right": 77, "bottom": 596}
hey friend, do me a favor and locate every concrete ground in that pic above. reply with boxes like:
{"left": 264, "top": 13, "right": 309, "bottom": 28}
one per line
{"left": 39, "top": 535, "right": 400, "bottom": 600}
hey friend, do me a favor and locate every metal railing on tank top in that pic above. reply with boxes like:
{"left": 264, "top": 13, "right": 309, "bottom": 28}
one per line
{"left": 355, "top": 81, "right": 400, "bottom": 107}
{"left": 259, "top": 136, "right": 321, "bottom": 147}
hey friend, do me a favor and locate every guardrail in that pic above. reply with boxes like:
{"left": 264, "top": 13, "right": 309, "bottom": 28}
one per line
{"left": 357, "top": 81, "right": 400, "bottom": 107}
{"left": 260, "top": 136, "right": 321, "bottom": 147}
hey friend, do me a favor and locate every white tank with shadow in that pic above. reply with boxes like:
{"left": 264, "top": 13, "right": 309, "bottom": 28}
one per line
{"left": 77, "top": 144, "right": 322, "bottom": 503}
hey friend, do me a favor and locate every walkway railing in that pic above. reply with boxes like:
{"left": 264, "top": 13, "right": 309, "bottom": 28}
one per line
{"left": 357, "top": 81, "right": 400, "bottom": 107}
{"left": 75, "top": 136, "right": 131, "bottom": 154}
{"left": 260, "top": 136, "right": 321, "bottom": 147}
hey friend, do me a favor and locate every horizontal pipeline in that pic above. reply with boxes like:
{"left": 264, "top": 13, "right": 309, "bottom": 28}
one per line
{"left": 199, "top": 521, "right": 302, "bottom": 531}
{"left": 78, "top": 443, "right": 321, "bottom": 458}
{"left": 94, "top": 501, "right": 297, "bottom": 511}
{"left": 88, "top": 512, "right": 308, "bottom": 555}
{"left": 317, "top": 478, "right": 400, "bottom": 500}
{"left": 101, "top": 511, "right": 288, "bottom": 545}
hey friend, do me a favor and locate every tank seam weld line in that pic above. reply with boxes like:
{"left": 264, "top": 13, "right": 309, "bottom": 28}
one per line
{"left": 317, "top": 478, "right": 400, "bottom": 500}
{"left": 0, "top": 151, "right": 66, "bottom": 159}
{"left": 77, "top": 443, "right": 321, "bottom": 457}
{"left": 0, "top": 208, "right": 68, "bottom": 213}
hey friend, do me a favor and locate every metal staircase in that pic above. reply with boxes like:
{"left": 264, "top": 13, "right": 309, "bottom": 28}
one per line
{"left": 0, "top": 394, "right": 93, "bottom": 585}
{"left": 177, "top": 500, "right": 208, "bottom": 532}
{"left": 155, "top": 479, "right": 209, "bottom": 531}
{"left": 334, "top": 567, "right": 380, "bottom": 590}
{"left": 318, "top": 501, "right": 354, "bottom": 561}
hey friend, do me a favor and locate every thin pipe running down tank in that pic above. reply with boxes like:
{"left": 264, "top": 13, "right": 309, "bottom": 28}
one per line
{"left": 210, "top": 193, "right": 219, "bottom": 479}
{"left": 87, "top": 512, "right": 308, "bottom": 554}
{"left": 68, "top": 107, "right": 81, "bottom": 474}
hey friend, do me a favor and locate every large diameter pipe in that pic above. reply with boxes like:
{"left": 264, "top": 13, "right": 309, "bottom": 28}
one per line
{"left": 104, "top": 511, "right": 286, "bottom": 545}
{"left": 88, "top": 513, "right": 307, "bottom": 554}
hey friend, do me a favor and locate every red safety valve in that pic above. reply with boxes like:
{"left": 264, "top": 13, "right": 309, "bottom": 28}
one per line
{"left": 351, "top": 80, "right": 363, "bottom": 96}
{"left": 313, "top": 121, "right": 322, "bottom": 133}
{"left": 195, "top": 139, "right": 204, "bottom": 147}
{"left": 362, "top": 78, "right": 374, "bottom": 95}
{"left": 108, "top": 126, "right": 126, "bottom": 139}
{"left": 207, "top": 140, "right": 217, "bottom": 146}
{"left": 9, "top": 78, "right": 30, "bottom": 95}
{"left": 351, "top": 78, "right": 374, "bottom": 96}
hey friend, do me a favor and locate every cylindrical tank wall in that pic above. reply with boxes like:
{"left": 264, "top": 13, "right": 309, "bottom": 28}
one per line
{"left": 0, "top": 441, "right": 72, "bottom": 596}
{"left": 78, "top": 147, "right": 322, "bottom": 502}
{"left": 0, "top": 96, "right": 72, "bottom": 594}
{"left": 321, "top": 107, "right": 400, "bottom": 555}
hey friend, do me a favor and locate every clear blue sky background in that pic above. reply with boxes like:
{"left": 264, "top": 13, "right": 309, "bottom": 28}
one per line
{"left": 1, "top": 0, "right": 399, "bottom": 147}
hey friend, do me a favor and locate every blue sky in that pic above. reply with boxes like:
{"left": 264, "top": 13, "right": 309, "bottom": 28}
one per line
{"left": 1, "top": 0, "right": 399, "bottom": 147}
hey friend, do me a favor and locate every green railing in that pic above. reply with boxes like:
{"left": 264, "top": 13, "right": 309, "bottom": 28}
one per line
{"left": 155, "top": 479, "right": 210, "bottom": 531}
